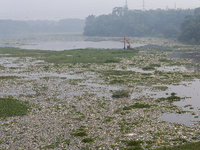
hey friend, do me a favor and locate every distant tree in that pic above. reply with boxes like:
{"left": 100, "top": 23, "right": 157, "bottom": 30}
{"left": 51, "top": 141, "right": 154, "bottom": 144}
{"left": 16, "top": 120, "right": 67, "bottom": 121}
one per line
{"left": 194, "top": 7, "right": 200, "bottom": 17}
{"left": 83, "top": 15, "right": 96, "bottom": 36}
{"left": 163, "top": 25, "right": 179, "bottom": 38}
{"left": 83, "top": 8, "right": 193, "bottom": 38}
{"left": 112, "top": 7, "right": 124, "bottom": 17}
{"left": 0, "top": 19, "right": 85, "bottom": 39}
{"left": 179, "top": 8, "right": 200, "bottom": 44}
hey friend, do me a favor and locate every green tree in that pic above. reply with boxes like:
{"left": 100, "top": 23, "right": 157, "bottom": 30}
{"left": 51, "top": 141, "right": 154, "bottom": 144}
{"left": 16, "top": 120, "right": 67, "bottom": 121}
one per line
{"left": 83, "top": 8, "right": 193, "bottom": 37}
{"left": 179, "top": 8, "right": 200, "bottom": 44}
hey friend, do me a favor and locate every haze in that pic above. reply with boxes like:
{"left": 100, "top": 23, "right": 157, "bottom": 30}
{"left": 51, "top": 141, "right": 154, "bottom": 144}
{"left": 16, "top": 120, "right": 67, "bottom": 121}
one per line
{"left": 0, "top": 0, "right": 200, "bottom": 21}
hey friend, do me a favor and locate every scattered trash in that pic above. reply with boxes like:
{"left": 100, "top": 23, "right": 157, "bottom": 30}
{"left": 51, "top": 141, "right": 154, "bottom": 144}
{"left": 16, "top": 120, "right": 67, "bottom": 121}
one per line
{"left": 124, "top": 133, "right": 137, "bottom": 136}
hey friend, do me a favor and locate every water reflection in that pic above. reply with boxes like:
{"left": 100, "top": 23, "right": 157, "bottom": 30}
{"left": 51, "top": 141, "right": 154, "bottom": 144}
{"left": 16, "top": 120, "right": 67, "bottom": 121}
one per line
{"left": 0, "top": 35, "right": 145, "bottom": 50}
{"left": 160, "top": 113, "right": 200, "bottom": 127}
{"left": 144, "top": 79, "right": 200, "bottom": 126}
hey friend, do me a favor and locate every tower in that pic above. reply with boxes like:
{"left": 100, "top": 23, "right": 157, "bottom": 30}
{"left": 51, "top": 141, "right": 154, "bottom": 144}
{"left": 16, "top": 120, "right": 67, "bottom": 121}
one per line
{"left": 143, "top": 0, "right": 145, "bottom": 11}
{"left": 124, "top": 0, "right": 128, "bottom": 10}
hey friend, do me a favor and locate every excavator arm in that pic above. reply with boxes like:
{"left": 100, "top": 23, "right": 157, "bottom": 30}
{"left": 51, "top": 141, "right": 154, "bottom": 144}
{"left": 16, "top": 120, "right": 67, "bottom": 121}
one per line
{"left": 124, "top": 37, "right": 134, "bottom": 50}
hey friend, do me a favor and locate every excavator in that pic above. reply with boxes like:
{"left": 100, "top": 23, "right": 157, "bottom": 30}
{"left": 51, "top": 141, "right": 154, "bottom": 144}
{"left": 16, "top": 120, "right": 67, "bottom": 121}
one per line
{"left": 124, "top": 37, "right": 134, "bottom": 50}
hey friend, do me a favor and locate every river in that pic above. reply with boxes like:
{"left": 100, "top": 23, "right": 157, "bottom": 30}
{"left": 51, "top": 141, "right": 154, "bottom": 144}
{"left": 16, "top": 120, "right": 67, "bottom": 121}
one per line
{"left": 0, "top": 34, "right": 144, "bottom": 50}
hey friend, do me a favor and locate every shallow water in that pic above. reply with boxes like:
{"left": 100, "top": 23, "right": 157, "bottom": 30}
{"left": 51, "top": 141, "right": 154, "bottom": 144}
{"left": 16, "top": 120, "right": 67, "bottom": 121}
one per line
{"left": 156, "top": 66, "right": 194, "bottom": 72}
{"left": 0, "top": 72, "right": 83, "bottom": 80}
{"left": 144, "top": 79, "right": 200, "bottom": 126}
{"left": 0, "top": 35, "right": 144, "bottom": 50}
{"left": 17, "top": 41, "right": 144, "bottom": 50}
{"left": 169, "top": 52, "right": 200, "bottom": 72}
{"left": 160, "top": 113, "right": 200, "bottom": 127}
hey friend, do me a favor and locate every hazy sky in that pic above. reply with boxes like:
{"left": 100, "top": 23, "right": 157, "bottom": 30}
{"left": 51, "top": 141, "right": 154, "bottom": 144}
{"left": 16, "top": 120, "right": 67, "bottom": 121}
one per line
{"left": 0, "top": 0, "right": 200, "bottom": 21}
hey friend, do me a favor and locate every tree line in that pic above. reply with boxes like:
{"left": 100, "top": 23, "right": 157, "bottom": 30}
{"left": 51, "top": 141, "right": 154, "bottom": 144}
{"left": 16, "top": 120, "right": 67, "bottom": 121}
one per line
{"left": 83, "top": 7, "right": 197, "bottom": 42}
{"left": 0, "top": 19, "right": 85, "bottom": 39}
{"left": 179, "top": 8, "right": 200, "bottom": 44}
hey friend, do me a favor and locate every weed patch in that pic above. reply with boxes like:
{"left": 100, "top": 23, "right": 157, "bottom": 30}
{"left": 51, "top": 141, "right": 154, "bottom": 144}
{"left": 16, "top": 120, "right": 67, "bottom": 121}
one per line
{"left": 101, "top": 70, "right": 135, "bottom": 76}
{"left": 123, "top": 103, "right": 151, "bottom": 110}
{"left": 82, "top": 138, "right": 95, "bottom": 143}
{"left": 0, "top": 76, "right": 20, "bottom": 80}
{"left": 156, "top": 93, "right": 182, "bottom": 103}
{"left": 150, "top": 63, "right": 161, "bottom": 67}
{"left": 142, "top": 66, "right": 155, "bottom": 70}
{"left": 72, "top": 132, "right": 88, "bottom": 137}
{"left": 0, "top": 47, "right": 138, "bottom": 64}
{"left": 0, "top": 98, "right": 30, "bottom": 118}
{"left": 112, "top": 89, "right": 130, "bottom": 98}
{"left": 153, "top": 86, "right": 168, "bottom": 91}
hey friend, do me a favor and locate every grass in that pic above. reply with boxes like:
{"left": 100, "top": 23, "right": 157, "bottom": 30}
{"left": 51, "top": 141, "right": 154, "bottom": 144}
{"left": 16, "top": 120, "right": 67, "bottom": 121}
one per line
{"left": 156, "top": 93, "right": 182, "bottom": 103}
{"left": 166, "top": 93, "right": 181, "bottom": 103}
{"left": 153, "top": 86, "right": 168, "bottom": 91}
{"left": 0, "top": 47, "right": 138, "bottom": 64}
{"left": 72, "top": 132, "right": 88, "bottom": 137}
{"left": 0, "top": 98, "right": 30, "bottom": 118}
{"left": 0, "top": 76, "right": 20, "bottom": 80}
{"left": 120, "top": 140, "right": 144, "bottom": 150}
{"left": 110, "top": 79, "right": 125, "bottom": 84}
{"left": 101, "top": 70, "right": 135, "bottom": 76}
{"left": 154, "top": 141, "right": 200, "bottom": 150}
{"left": 150, "top": 63, "right": 161, "bottom": 67}
{"left": 126, "top": 140, "right": 143, "bottom": 146}
{"left": 82, "top": 138, "right": 95, "bottom": 143}
{"left": 104, "top": 116, "right": 115, "bottom": 123}
{"left": 112, "top": 89, "right": 130, "bottom": 98}
{"left": 142, "top": 66, "right": 155, "bottom": 70}
{"left": 123, "top": 103, "right": 151, "bottom": 110}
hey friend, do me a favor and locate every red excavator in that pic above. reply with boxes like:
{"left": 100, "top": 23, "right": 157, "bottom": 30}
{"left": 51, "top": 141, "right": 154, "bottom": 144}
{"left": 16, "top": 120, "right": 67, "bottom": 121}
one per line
{"left": 124, "top": 37, "right": 134, "bottom": 50}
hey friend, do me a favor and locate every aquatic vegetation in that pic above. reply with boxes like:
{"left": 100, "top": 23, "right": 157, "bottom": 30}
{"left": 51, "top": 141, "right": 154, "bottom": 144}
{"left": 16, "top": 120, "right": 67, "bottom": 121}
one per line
{"left": 150, "top": 63, "right": 161, "bottom": 67}
{"left": 0, "top": 98, "right": 30, "bottom": 118}
{"left": 72, "top": 132, "right": 88, "bottom": 137}
{"left": 167, "top": 92, "right": 182, "bottom": 103}
{"left": 109, "top": 79, "right": 125, "bottom": 84}
{"left": 0, "top": 76, "right": 20, "bottom": 80}
{"left": 159, "top": 58, "right": 173, "bottom": 63}
{"left": 0, "top": 65, "right": 5, "bottom": 69}
{"left": 0, "top": 47, "right": 138, "bottom": 64}
{"left": 112, "top": 89, "right": 130, "bottom": 98}
{"left": 142, "top": 66, "right": 155, "bottom": 70}
{"left": 123, "top": 103, "right": 151, "bottom": 110}
{"left": 122, "top": 140, "right": 144, "bottom": 150}
{"left": 156, "top": 93, "right": 182, "bottom": 103}
{"left": 126, "top": 140, "right": 144, "bottom": 146}
{"left": 153, "top": 86, "right": 168, "bottom": 91}
{"left": 82, "top": 138, "right": 95, "bottom": 143}
{"left": 101, "top": 70, "right": 135, "bottom": 76}
{"left": 103, "top": 116, "right": 115, "bottom": 123}
{"left": 69, "top": 79, "right": 84, "bottom": 85}
{"left": 103, "top": 59, "right": 120, "bottom": 63}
